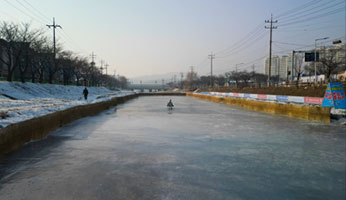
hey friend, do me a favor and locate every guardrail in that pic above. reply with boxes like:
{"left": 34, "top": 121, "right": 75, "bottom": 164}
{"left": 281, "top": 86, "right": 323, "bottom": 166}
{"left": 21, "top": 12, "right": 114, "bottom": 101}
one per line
{"left": 199, "top": 92, "right": 323, "bottom": 105}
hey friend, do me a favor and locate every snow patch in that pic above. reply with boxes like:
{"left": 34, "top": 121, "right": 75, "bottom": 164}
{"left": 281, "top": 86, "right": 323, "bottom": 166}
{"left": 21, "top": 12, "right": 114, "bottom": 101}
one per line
{"left": 0, "top": 82, "right": 134, "bottom": 128}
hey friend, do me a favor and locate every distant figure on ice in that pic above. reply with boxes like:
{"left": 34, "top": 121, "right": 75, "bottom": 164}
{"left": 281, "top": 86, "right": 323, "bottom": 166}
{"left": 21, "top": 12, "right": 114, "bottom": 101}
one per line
{"left": 83, "top": 87, "right": 89, "bottom": 100}
{"left": 167, "top": 99, "right": 174, "bottom": 109}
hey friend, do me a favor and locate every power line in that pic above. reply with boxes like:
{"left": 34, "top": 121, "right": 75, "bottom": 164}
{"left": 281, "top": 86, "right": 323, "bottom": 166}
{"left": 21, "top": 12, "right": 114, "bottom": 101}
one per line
{"left": 57, "top": 29, "right": 89, "bottom": 54}
{"left": 216, "top": 31, "right": 267, "bottom": 59}
{"left": 14, "top": 0, "right": 51, "bottom": 24}
{"left": 280, "top": 7, "right": 345, "bottom": 27}
{"left": 22, "top": 0, "right": 51, "bottom": 22}
{"left": 215, "top": 22, "right": 265, "bottom": 55}
{"left": 275, "top": 0, "right": 322, "bottom": 18}
{"left": 272, "top": 36, "right": 345, "bottom": 55}
{"left": 279, "top": 1, "right": 344, "bottom": 24}
{"left": 273, "top": 41, "right": 311, "bottom": 46}
{"left": 277, "top": 0, "right": 341, "bottom": 21}
{"left": 3, "top": 0, "right": 47, "bottom": 25}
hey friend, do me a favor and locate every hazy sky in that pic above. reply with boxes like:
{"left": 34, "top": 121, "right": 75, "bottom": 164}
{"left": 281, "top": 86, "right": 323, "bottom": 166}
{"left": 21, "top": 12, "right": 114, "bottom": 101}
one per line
{"left": 0, "top": 0, "right": 345, "bottom": 79}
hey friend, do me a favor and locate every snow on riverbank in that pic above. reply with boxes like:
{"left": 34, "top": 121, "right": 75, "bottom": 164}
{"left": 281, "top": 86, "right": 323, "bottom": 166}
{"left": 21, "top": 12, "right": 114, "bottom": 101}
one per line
{"left": 0, "top": 82, "right": 134, "bottom": 128}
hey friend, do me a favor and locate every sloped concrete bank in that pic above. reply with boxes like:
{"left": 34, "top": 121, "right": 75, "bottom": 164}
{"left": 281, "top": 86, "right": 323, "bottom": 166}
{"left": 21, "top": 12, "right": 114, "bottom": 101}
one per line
{"left": 187, "top": 93, "right": 331, "bottom": 123}
{"left": 0, "top": 94, "right": 138, "bottom": 156}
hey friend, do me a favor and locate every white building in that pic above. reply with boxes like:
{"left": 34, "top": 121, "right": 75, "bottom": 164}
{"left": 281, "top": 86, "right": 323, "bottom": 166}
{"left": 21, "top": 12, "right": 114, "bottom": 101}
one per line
{"left": 264, "top": 56, "right": 280, "bottom": 77}
{"left": 264, "top": 54, "right": 303, "bottom": 81}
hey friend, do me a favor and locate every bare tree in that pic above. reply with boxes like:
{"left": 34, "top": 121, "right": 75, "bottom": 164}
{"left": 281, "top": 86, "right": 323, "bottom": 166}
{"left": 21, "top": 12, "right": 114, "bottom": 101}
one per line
{"left": 215, "top": 75, "right": 226, "bottom": 87}
{"left": 185, "top": 68, "right": 199, "bottom": 88}
{"left": 29, "top": 35, "right": 51, "bottom": 83}
{"left": 239, "top": 71, "right": 251, "bottom": 87}
{"left": 0, "top": 21, "right": 128, "bottom": 88}
{"left": 294, "top": 55, "right": 304, "bottom": 86}
{"left": 252, "top": 73, "right": 267, "bottom": 88}
{"left": 17, "top": 23, "right": 44, "bottom": 83}
{"left": 72, "top": 57, "right": 88, "bottom": 86}
{"left": 57, "top": 51, "right": 74, "bottom": 85}
{"left": 225, "top": 71, "right": 241, "bottom": 88}
{"left": 319, "top": 49, "right": 346, "bottom": 82}
{"left": 0, "top": 22, "right": 19, "bottom": 81}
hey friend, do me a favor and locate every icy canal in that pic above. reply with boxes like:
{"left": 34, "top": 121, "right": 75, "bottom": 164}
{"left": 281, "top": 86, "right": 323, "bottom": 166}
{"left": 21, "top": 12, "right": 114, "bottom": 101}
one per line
{"left": 0, "top": 96, "right": 345, "bottom": 200}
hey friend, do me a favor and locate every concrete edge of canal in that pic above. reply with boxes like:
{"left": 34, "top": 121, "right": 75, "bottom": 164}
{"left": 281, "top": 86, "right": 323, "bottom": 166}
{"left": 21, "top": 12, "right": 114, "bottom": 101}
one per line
{"left": 186, "top": 93, "right": 331, "bottom": 123}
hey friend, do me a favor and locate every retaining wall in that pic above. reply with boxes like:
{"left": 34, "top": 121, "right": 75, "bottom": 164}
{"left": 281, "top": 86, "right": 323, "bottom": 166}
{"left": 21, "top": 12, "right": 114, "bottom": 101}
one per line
{"left": 202, "top": 91, "right": 324, "bottom": 105}
{"left": 0, "top": 94, "right": 138, "bottom": 156}
{"left": 187, "top": 93, "right": 331, "bottom": 123}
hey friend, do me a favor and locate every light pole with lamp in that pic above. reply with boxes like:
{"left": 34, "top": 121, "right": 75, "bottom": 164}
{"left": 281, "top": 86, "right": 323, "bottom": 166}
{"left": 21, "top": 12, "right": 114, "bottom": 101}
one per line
{"left": 314, "top": 37, "right": 329, "bottom": 84}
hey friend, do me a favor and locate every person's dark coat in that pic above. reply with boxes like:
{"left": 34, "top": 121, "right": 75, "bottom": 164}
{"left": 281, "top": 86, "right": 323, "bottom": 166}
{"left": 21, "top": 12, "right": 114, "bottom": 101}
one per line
{"left": 83, "top": 88, "right": 89, "bottom": 100}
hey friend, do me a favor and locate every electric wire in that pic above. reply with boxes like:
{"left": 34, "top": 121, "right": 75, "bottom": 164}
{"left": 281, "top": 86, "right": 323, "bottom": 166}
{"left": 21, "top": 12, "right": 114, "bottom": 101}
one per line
{"left": 14, "top": 0, "right": 51, "bottom": 24}
{"left": 3, "top": 0, "right": 47, "bottom": 25}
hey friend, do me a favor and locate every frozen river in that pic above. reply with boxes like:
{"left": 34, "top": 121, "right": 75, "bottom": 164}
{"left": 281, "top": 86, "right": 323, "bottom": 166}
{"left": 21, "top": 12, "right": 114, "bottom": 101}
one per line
{"left": 0, "top": 96, "right": 345, "bottom": 200}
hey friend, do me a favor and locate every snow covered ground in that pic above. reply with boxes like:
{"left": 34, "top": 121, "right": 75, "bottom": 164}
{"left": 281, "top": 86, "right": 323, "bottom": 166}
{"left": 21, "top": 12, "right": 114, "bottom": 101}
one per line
{"left": 0, "top": 82, "right": 134, "bottom": 128}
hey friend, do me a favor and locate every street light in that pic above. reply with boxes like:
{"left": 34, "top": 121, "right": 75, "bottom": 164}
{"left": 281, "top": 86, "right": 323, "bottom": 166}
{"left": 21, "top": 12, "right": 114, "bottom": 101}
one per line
{"left": 314, "top": 37, "right": 329, "bottom": 84}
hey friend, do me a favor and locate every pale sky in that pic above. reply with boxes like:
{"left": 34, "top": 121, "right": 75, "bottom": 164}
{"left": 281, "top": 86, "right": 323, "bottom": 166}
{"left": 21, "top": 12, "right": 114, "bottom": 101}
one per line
{"left": 0, "top": 0, "right": 345, "bottom": 79}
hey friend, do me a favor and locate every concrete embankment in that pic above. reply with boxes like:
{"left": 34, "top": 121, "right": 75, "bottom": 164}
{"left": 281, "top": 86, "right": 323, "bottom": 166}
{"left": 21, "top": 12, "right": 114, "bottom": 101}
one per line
{"left": 187, "top": 93, "right": 331, "bottom": 123}
{"left": 0, "top": 94, "right": 138, "bottom": 155}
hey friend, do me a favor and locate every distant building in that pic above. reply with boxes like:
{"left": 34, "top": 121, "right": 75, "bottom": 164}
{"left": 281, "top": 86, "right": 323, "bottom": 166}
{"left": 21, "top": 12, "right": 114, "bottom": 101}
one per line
{"left": 264, "top": 54, "right": 303, "bottom": 82}
{"left": 279, "top": 55, "right": 289, "bottom": 80}
{"left": 264, "top": 56, "right": 280, "bottom": 77}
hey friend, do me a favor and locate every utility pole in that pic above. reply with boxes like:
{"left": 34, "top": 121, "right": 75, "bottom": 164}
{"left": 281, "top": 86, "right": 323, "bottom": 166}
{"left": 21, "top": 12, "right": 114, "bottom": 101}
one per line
{"left": 189, "top": 66, "right": 194, "bottom": 88}
{"left": 291, "top": 51, "right": 295, "bottom": 82}
{"left": 104, "top": 63, "right": 109, "bottom": 75}
{"left": 88, "top": 52, "right": 96, "bottom": 86}
{"left": 208, "top": 52, "right": 215, "bottom": 88}
{"left": 100, "top": 60, "right": 104, "bottom": 74}
{"left": 90, "top": 52, "right": 96, "bottom": 65}
{"left": 46, "top": 17, "right": 61, "bottom": 83}
{"left": 265, "top": 14, "right": 278, "bottom": 87}
{"left": 252, "top": 65, "right": 255, "bottom": 74}
{"left": 180, "top": 72, "right": 184, "bottom": 89}
{"left": 236, "top": 63, "right": 243, "bottom": 73}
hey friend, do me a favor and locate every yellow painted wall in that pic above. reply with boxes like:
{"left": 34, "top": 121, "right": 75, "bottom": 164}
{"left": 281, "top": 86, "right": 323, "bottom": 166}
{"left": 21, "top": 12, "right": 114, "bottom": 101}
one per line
{"left": 187, "top": 93, "right": 330, "bottom": 123}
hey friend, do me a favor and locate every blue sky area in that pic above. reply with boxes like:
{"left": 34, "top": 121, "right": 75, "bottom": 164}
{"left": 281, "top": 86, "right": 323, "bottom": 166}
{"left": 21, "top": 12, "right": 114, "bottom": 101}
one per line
{"left": 0, "top": 0, "right": 345, "bottom": 80}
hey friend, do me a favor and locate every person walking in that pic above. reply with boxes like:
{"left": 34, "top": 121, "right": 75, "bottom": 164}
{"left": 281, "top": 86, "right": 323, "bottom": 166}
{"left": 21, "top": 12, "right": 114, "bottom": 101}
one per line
{"left": 83, "top": 87, "right": 89, "bottom": 100}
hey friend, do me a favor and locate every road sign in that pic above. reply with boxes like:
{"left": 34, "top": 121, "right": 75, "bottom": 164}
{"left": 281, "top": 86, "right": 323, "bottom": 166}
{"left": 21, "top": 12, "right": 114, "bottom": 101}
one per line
{"left": 305, "top": 52, "right": 319, "bottom": 62}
